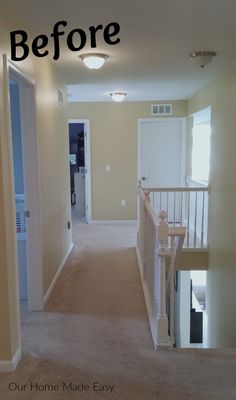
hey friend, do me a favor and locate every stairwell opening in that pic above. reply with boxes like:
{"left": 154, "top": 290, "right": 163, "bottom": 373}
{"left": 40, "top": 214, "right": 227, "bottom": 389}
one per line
{"left": 174, "top": 270, "right": 208, "bottom": 348}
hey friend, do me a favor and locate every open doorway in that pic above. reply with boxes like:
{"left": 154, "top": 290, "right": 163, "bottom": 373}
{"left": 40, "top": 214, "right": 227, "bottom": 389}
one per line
{"left": 9, "top": 77, "right": 28, "bottom": 306}
{"left": 68, "top": 119, "right": 91, "bottom": 224}
{"left": 4, "top": 56, "right": 43, "bottom": 313}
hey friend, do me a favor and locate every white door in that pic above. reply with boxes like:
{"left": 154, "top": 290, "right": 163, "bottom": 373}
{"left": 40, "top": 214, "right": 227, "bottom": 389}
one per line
{"left": 138, "top": 118, "right": 186, "bottom": 221}
{"left": 139, "top": 119, "right": 185, "bottom": 187}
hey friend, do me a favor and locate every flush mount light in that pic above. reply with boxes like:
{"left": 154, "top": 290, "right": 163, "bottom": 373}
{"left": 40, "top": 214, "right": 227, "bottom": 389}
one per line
{"left": 190, "top": 51, "right": 217, "bottom": 68}
{"left": 110, "top": 92, "right": 127, "bottom": 102}
{"left": 79, "top": 53, "right": 108, "bottom": 69}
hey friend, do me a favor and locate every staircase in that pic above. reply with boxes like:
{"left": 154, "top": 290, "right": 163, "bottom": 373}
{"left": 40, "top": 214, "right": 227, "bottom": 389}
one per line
{"left": 136, "top": 185, "right": 209, "bottom": 348}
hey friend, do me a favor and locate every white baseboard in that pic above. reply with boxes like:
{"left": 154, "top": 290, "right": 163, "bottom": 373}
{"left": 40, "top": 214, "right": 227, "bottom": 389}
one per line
{"left": 91, "top": 220, "right": 137, "bottom": 225}
{"left": 43, "top": 243, "right": 73, "bottom": 306}
{"left": 136, "top": 247, "right": 158, "bottom": 349}
{"left": 0, "top": 348, "right": 21, "bottom": 372}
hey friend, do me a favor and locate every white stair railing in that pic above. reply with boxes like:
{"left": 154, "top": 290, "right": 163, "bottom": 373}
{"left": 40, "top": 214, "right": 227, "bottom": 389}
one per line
{"left": 145, "top": 186, "right": 209, "bottom": 248}
{"left": 137, "top": 185, "right": 186, "bottom": 348}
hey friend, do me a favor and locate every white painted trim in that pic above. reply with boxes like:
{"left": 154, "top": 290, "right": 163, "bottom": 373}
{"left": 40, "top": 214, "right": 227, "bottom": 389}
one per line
{"left": 187, "top": 176, "right": 208, "bottom": 188}
{"left": 91, "top": 220, "right": 137, "bottom": 225}
{"left": 0, "top": 348, "right": 21, "bottom": 372}
{"left": 43, "top": 243, "right": 73, "bottom": 306}
{"left": 7, "top": 59, "right": 36, "bottom": 86}
{"left": 136, "top": 247, "right": 157, "bottom": 349}
{"left": 68, "top": 119, "right": 92, "bottom": 223}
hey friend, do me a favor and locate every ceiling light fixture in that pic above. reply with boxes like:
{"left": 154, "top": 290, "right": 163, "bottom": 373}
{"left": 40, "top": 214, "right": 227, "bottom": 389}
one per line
{"left": 79, "top": 53, "right": 108, "bottom": 69}
{"left": 190, "top": 51, "right": 217, "bottom": 68}
{"left": 110, "top": 92, "right": 127, "bottom": 102}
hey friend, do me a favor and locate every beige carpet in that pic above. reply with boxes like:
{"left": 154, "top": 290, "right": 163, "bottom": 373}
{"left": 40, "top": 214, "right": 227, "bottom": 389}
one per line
{"left": 1, "top": 222, "right": 236, "bottom": 399}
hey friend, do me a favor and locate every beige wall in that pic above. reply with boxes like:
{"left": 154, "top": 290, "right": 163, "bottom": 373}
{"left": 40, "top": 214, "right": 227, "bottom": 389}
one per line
{"left": 35, "top": 63, "right": 72, "bottom": 295}
{"left": 0, "top": 8, "right": 71, "bottom": 362}
{"left": 67, "top": 101, "right": 187, "bottom": 220}
{"left": 188, "top": 68, "right": 236, "bottom": 347}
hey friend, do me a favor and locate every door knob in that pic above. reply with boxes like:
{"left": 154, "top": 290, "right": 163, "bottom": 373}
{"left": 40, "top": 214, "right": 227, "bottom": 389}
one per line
{"left": 141, "top": 177, "right": 146, "bottom": 181}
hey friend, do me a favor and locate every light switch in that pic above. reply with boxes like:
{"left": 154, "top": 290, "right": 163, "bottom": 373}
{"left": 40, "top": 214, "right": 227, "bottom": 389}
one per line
{"left": 105, "top": 164, "right": 111, "bottom": 172}
{"left": 43, "top": 179, "right": 47, "bottom": 193}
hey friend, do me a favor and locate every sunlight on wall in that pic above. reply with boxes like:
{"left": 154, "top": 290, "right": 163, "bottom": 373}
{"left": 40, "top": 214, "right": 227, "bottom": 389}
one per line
{"left": 192, "top": 123, "right": 211, "bottom": 182}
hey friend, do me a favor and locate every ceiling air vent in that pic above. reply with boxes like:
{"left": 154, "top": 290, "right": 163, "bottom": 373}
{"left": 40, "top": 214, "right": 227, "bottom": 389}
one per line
{"left": 151, "top": 104, "right": 172, "bottom": 116}
{"left": 57, "top": 89, "right": 64, "bottom": 106}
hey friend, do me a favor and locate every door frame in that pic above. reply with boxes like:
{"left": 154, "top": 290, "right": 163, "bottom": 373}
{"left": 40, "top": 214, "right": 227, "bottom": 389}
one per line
{"left": 3, "top": 55, "right": 43, "bottom": 311}
{"left": 137, "top": 118, "right": 187, "bottom": 187}
{"left": 68, "top": 119, "right": 92, "bottom": 223}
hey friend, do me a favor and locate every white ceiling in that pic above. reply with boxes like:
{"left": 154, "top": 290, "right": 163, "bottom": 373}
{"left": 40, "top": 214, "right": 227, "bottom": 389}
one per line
{"left": 3, "top": 0, "right": 236, "bottom": 101}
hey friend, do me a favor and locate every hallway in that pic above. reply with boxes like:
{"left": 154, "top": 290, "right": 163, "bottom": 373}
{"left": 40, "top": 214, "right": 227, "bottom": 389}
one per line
{"left": 0, "top": 223, "right": 236, "bottom": 399}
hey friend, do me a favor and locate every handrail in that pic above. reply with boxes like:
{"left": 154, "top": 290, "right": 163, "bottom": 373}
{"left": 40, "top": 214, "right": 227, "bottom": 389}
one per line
{"left": 143, "top": 186, "right": 209, "bottom": 193}
{"left": 138, "top": 186, "right": 159, "bottom": 227}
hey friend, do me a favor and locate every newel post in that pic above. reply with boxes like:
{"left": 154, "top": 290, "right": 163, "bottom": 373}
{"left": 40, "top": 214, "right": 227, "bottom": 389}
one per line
{"left": 156, "top": 210, "right": 171, "bottom": 347}
{"left": 143, "top": 189, "right": 150, "bottom": 203}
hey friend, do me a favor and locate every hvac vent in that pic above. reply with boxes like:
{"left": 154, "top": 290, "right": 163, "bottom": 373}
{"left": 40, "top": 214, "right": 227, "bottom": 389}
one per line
{"left": 57, "top": 89, "right": 64, "bottom": 106}
{"left": 151, "top": 104, "right": 172, "bottom": 116}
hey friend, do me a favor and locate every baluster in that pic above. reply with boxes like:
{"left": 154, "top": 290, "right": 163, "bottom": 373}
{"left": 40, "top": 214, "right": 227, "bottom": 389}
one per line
{"left": 167, "top": 192, "right": 169, "bottom": 223}
{"left": 156, "top": 211, "right": 168, "bottom": 318}
{"left": 194, "top": 191, "right": 198, "bottom": 247}
{"left": 201, "top": 191, "right": 205, "bottom": 247}
{"left": 173, "top": 191, "right": 176, "bottom": 226}
{"left": 187, "top": 191, "right": 190, "bottom": 246}
{"left": 180, "top": 191, "right": 183, "bottom": 226}
{"left": 169, "top": 235, "right": 175, "bottom": 342}
{"left": 143, "top": 190, "right": 151, "bottom": 281}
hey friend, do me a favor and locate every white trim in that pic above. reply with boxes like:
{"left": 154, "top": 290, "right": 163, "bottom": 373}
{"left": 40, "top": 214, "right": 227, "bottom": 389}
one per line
{"left": 186, "top": 176, "right": 208, "bottom": 188}
{"left": 68, "top": 119, "right": 92, "bottom": 223}
{"left": 43, "top": 243, "right": 73, "bottom": 306}
{"left": 0, "top": 348, "right": 21, "bottom": 372}
{"left": 137, "top": 117, "right": 187, "bottom": 186}
{"left": 136, "top": 248, "right": 157, "bottom": 349}
{"left": 91, "top": 220, "right": 137, "bottom": 225}
{"left": 136, "top": 247, "right": 172, "bottom": 349}
{"left": 7, "top": 59, "right": 36, "bottom": 86}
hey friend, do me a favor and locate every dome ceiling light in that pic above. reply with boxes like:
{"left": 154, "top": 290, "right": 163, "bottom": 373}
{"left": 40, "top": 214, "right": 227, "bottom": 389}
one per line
{"left": 190, "top": 51, "right": 217, "bottom": 68}
{"left": 110, "top": 92, "right": 127, "bottom": 102}
{"left": 79, "top": 53, "right": 108, "bottom": 69}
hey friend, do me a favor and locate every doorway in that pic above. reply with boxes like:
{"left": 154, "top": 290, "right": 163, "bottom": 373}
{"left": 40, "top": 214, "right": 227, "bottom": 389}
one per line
{"left": 9, "top": 78, "right": 28, "bottom": 304}
{"left": 68, "top": 119, "right": 92, "bottom": 223}
{"left": 4, "top": 56, "right": 43, "bottom": 312}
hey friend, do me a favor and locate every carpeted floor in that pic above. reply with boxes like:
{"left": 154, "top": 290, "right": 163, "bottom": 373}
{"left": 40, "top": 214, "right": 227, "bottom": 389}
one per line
{"left": 0, "top": 222, "right": 236, "bottom": 399}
